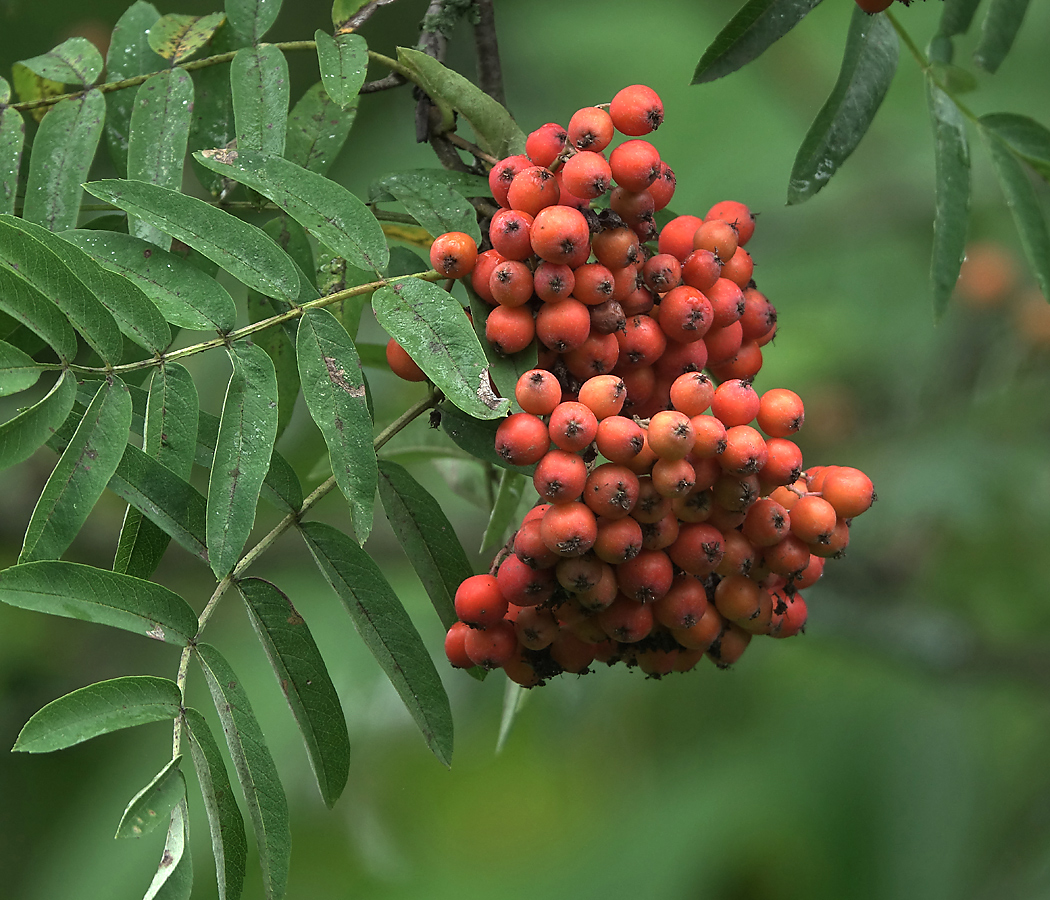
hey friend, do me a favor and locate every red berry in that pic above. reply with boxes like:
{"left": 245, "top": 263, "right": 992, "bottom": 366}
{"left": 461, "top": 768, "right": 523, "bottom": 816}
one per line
{"left": 429, "top": 231, "right": 478, "bottom": 279}
{"left": 609, "top": 84, "right": 664, "bottom": 136}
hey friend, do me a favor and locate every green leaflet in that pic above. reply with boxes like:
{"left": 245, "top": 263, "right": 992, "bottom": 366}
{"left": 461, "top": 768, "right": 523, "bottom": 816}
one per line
{"left": 12, "top": 676, "right": 182, "bottom": 753}
{"left": 23, "top": 89, "right": 106, "bottom": 232}
{"left": 0, "top": 339, "right": 40, "bottom": 397}
{"left": 238, "top": 578, "right": 351, "bottom": 808}
{"left": 396, "top": 47, "right": 525, "bottom": 159}
{"left": 285, "top": 82, "right": 356, "bottom": 176}
{"left": 148, "top": 13, "right": 227, "bottom": 64}
{"left": 369, "top": 169, "right": 492, "bottom": 202}
{"left": 496, "top": 678, "right": 527, "bottom": 754}
{"left": 207, "top": 341, "right": 280, "bottom": 578}
{"left": 194, "top": 148, "right": 389, "bottom": 273}
{"left": 0, "top": 371, "right": 76, "bottom": 469}
{"left": 227, "top": 0, "right": 283, "bottom": 45}
{"left": 188, "top": 26, "right": 237, "bottom": 195}
{"left": 926, "top": 80, "right": 971, "bottom": 319}
{"left": 300, "top": 520, "right": 454, "bottom": 766}
{"left": 467, "top": 287, "right": 535, "bottom": 409}
{"left": 979, "top": 113, "right": 1050, "bottom": 182}
{"left": 692, "top": 0, "right": 824, "bottom": 84}
{"left": 15, "top": 37, "right": 104, "bottom": 87}
{"left": 0, "top": 559, "right": 197, "bottom": 643}
{"left": 5, "top": 214, "right": 170, "bottom": 354}
{"left": 332, "top": 0, "right": 370, "bottom": 31}
{"left": 376, "top": 459, "right": 473, "bottom": 631}
{"left": 10, "top": 66, "right": 62, "bottom": 123}
{"left": 63, "top": 229, "right": 238, "bottom": 333}
{"left": 296, "top": 308, "right": 376, "bottom": 542}
{"left": 480, "top": 467, "right": 526, "bottom": 554}
{"left": 144, "top": 799, "right": 193, "bottom": 900}
{"left": 20, "top": 378, "right": 132, "bottom": 562}
{"left": 246, "top": 291, "right": 299, "bottom": 440}
{"left": 0, "top": 100, "right": 25, "bottom": 216}
{"left": 83, "top": 179, "right": 300, "bottom": 302}
{"left": 195, "top": 643, "right": 290, "bottom": 900}
{"left": 974, "top": 0, "right": 1031, "bottom": 74}
{"left": 373, "top": 278, "right": 507, "bottom": 420}
{"left": 940, "top": 0, "right": 983, "bottom": 37}
{"left": 183, "top": 707, "right": 248, "bottom": 900}
{"left": 0, "top": 264, "right": 77, "bottom": 361}
{"left": 315, "top": 31, "right": 367, "bottom": 110}
{"left": 115, "top": 757, "right": 186, "bottom": 839}
{"left": 787, "top": 7, "right": 898, "bottom": 205}
{"left": 128, "top": 69, "right": 195, "bottom": 247}
{"left": 231, "top": 45, "right": 289, "bottom": 156}
{"left": 376, "top": 170, "right": 481, "bottom": 243}
{"left": 105, "top": 1, "right": 163, "bottom": 177}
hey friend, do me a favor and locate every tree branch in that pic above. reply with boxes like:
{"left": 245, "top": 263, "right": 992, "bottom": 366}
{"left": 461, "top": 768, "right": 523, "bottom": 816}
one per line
{"left": 473, "top": 0, "right": 507, "bottom": 108}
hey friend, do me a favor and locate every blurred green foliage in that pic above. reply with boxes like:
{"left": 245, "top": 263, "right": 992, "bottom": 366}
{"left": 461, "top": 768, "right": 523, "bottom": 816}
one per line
{"left": 2, "top": 0, "right": 1050, "bottom": 897}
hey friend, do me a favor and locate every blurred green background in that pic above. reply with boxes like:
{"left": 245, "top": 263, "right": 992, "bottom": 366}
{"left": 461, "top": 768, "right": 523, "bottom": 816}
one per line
{"left": 2, "top": 0, "right": 1050, "bottom": 897}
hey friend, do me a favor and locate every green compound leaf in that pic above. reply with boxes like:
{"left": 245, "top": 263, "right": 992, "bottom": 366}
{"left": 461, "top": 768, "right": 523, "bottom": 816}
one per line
{"left": 194, "top": 148, "right": 389, "bottom": 273}
{"left": 480, "top": 467, "right": 526, "bottom": 555}
{"left": 232, "top": 45, "right": 289, "bottom": 156}
{"left": 982, "top": 122, "right": 1050, "bottom": 300}
{"left": 0, "top": 264, "right": 78, "bottom": 361}
{"left": 941, "top": 0, "right": 983, "bottom": 37}
{"left": 692, "top": 0, "right": 824, "bottom": 84}
{"left": 315, "top": 31, "right": 367, "bottom": 110}
{"left": 296, "top": 308, "right": 376, "bottom": 542}
{"left": 116, "top": 757, "right": 186, "bottom": 839}
{"left": 15, "top": 37, "right": 104, "bottom": 87}
{"left": 148, "top": 13, "right": 227, "bottom": 64}
{"left": 373, "top": 278, "right": 507, "bottom": 420}
{"left": 20, "top": 378, "right": 132, "bottom": 562}
{"left": 83, "top": 179, "right": 300, "bottom": 302}
{"left": 974, "top": 0, "right": 1031, "bottom": 74}
{"left": 0, "top": 559, "right": 198, "bottom": 643}
{"left": 4, "top": 214, "right": 170, "bottom": 354}
{"left": 0, "top": 371, "right": 76, "bottom": 469}
{"left": 0, "top": 97, "right": 25, "bottom": 216}
{"left": 788, "top": 7, "right": 898, "bottom": 205}
{"left": 285, "top": 82, "right": 356, "bottom": 176}
{"left": 246, "top": 292, "right": 299, "bottom": 440}
{"left": 196, "top": 643, "right": 290, "bottom": 900}
{"left": 369, "top": 169, "right": 491, "bottom": 202}
{"left": 377, "top": 459, "right": 472, "bottom": 631}
{"left": 105, "top": 1, "right": 163, "bottom": 177}
{"left": 128, "top": 69, "right": 195, "bottom": 247}
{"left": 396, "top": 46, "right": 526, "bottom": 158}
{"left": 0, "top": 339, "right": 40, "bottom": 397}
{"left": 300, "top": 520, "right": 454, "bottom": 766}
{"left": 467, "top": 287, "right": 535, "bottom": 410}
{"left": 22, "top": 89, "right": 105, "bottom": 232}
{"left": 183, "top": 707, "right": 248, "bottom": 900}
{"left": 207, "top": 341, "right": 280, "bottom": 578}
{"left": 979, "top": 113, "right": 1050, "bottom": 182}
{"left": 144, "top": 799, "right": 193, "bottom": 900}
{"left": 376, "top": 171, "right": 481, "bottom": 244}
{"left": 927, "top": 80, "right": 971, "bottom": 319}
{"left": 227, "top": 0, "right": 283, "bottom": 45}
{"left": 12, "top": 676, "right": 182, "bottom": 753}
{"left": 238, "top": 578, "right": 351, "bottom": 808}
{"left": 62, "top": 229, "right": 238, "bottom": 333}
{"left": 188, "top": 26, "right": 236, "bottom": 196}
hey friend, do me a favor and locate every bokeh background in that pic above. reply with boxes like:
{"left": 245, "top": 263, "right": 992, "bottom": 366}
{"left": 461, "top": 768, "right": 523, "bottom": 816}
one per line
{"left": 2, "top": 0, "right": 1050, "bottom": 897}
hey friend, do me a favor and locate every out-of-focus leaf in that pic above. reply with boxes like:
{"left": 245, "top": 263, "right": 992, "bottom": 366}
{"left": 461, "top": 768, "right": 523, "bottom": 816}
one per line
{"left": 63, "top": 229, "right": 238, "bottom": 332}
{"left": 355, "top": 341, "right": 387, "bottom": 369}
{"left": 377, "top": 172, "right": 481, "bottom": 244}
{"left": 196, "top": 643, "right": 290, "bottom": 900}
{"left": 227, "top": 0, "right": 283, "bottom": 45}
{"left": 246, "top": 294, "right": 298, "bottom": 440}
{"left": 128, "top": 69, "right": 194, "bottom": 247}
{"left": 369, "top": 169, "right": 491, "bottom": 203}
{"left": 941, "top": 0, "right": 983, "bottom": 37}
{"left": 148, "top": 13, "right": 227, "bottom": 64}
{"left": 84, "top": 179, "right": 300, "bottom": 302}
{"left": 692, "top": 0, "right": 824, "bottom": 84}
{"left": 0, "top": 340, "right": 40, "bottom": 397}
{"left": 0, "top": 264, "right": 77, "bottom": 361}
{"left": 106, "top": 1, "right": 163, "bottom": 176}
{"left": 194, "top": 148, "right": 389, "bottom": 273}
{"left": 12, "top": 676, "right": 182, "bottom": 753}
{"left": 0, "top": 371, "right": 76, "bottom": 468}
{"left": 300, "top": 520, "right": 454, "bottom": 766}
{"left": 438, "top": 401, "right": 535, "bottom": 475}
{"left": 22, "top": 90, "right": 105, "bottom": 232}
{"left": 495, "top": 678, "right": 527, "bottom": 754}
{"left": 929, "top": 62, "right": 979, "bottom": 94}
{"left": 183, "top": 707, "right": 247, "bottom": 900}
{"left": 480, "top": 467, "right": 526, "bottom": 554}
{"left": 285, "top": 82, "right": 356, "bottom": 176}
{"left": 377, "top": 459, "right": 472, "bottom": 630}
{"left": 188, "top": 26, "right": 236, "bottom": 195}
{"left": 0, "top": 559, "right": 198, "bottom": 643}
{"left": 396, "top": 46, "right": 525, "bottom": 158}
{"left": 144, "top": 799, "right": 193, "bottom": 900}
{"left": 467, "top": 288, "right": 534, "bottom": 410}
{"left": 982, "top": 122, "right": 1050, "bottom": 299}
{"left": 787, "top": 7, "right": 898, "bottom": 205}
{"left": 927, "top": 80, "right": 971, "bottom": 319}
{"left": 297, "top": 308, "right": 376, "bottom": 541}
{"left": 974, "top": 0, "right": 1031, "bottom": 74}
{"left": 238, "top": 578, "right": 350, "bottom": 808}
{"left": 0, "top": 80, "right": 25, "bottom": 215}
{"left": 207, "top": 341, "right": 279, "bottom": 578}
{"left": 15, "top": 37, "right": 103, "bottom": 87}
{"left": 980, "top": 113, "right": 1050, "bottom": 182}
{"left": 315, "top": 31, "right": 367, "bottom": 110}
{"left": 116, "top": 757, "right": 186, "bottom": 839}
{"left": 11, "top": 66, "right": 63, "bottom": 123}
{"left": 373, "top": 278, "right": 506, "bottom": 420}
{"left": 20, "top": 378, "right": 132, "bottom": 562}
{"left": 231, "top": 45, "right": 289, "bottom": 156}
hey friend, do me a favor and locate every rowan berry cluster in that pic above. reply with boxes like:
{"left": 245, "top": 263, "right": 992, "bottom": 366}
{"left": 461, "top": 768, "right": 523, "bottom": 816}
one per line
{"left": 392, "top": 84, "right": 876, "bottom": 686}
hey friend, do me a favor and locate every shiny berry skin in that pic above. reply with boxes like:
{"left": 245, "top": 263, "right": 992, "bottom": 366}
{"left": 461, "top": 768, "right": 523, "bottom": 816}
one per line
{"left": 757, "top": 388, "right": 805, "bottom": 438}
{"left": 429, "top": 231, "right": 478, "bottom": 279}
{"left": 486, "top": 303, "right": 535, "bottom": 355}
{"left": 495, "top": 413, "right": 550, "bottom": 466}
{"left": 506, "top": 165, "right": 560, "bottom": 216}
{"left": 533, "top": 449, "right": 588, "bottom": 503}
{"left": 530, "top": 205, "right": 591, "bottom": 264}
{"left": 710, "top": 378, "right": 760, "bottom": 427}
{"left": 445, "top": 621, "right": 475, "bottom": 668}
{"left": 534, "top": 261, "right": 576, "bottom": 302}
{"left": 454, "top": 574, "right": 507, "bottom": 628}
{"left": 561, "top": 151, "right": 613, "bottom": 200}
{"left": 705, "top": 200, "right": 755, "bottom": 246}
{"left": 610, "top": 139, "right": 662, "bottom": 192}
{"left": 568, "top": 106, "right": 615, "bottom": 151}
{"left": 820, "top": 466, "right": 875, "bottom": 518}
{"left": 515, "top": 368, "right": 562, "bottom": 416}
{"left": 488, "top": 209, "right": 534, "bottom": 261}
{"left": 386, "top": 338, "right": 427, "bottom": 382}
{"left": 489, "top": 154, "right": 531, "bottom": 208}
{"left": 577, "top": 374, "right": 627, "bottom": 419}
{"left": 609, "top": 84, "right": 664, "bottom": 136}
{"left": 525, "top": 122, "right": 568, "bottom": 167}
{"left": 465, "top": 620, "right": 518, "bottom": 669}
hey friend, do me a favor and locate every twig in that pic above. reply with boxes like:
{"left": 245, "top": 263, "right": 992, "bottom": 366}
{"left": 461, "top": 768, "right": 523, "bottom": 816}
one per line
{"left": 445, "top": 132, "right": 500, "bottom": 166}
{"left": 473, "top": 0, "right": 506, "bottom": 108}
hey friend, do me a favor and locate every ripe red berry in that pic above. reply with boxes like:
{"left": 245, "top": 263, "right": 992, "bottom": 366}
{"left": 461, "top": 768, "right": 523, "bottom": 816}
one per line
{"left": 616, "top": 549, "right": 674, "bottom": 603}
{"left": 488, "top": 209, "right": 534, "bottom": 261}
{"left": 513, "top": 519, "right": 560, "bottom": 569}
{"left": 515, "top": 368, "right": 561, "bottom": 416}
{"left": 429, "top": 231, "right": 478, "bottom": 279}
{"left": 549, "top": 400, "right": 599, "bottom": 452}
{"left": 506, "top": 165, "right": 560, "bottom": 216}
{"left": 568, "top": 106, "right": 615, "bottom": 151}
{"left": 668, "top": 522, "right": 725, "bottom": 576}
{"left": 533, "top": 449, "right": 588, "bottom": 503}
{"left": 592, "top": 225, "right": 641, "bottom": 270}
{"left": 757, "top": 388, "right": 805, "bottom": 438}
{"left": 705, "top": 200, "right": 755, "bottom": 246}
{"left": 489, "top": 154, "right": 531, "bottom": 208}
{"left": 598, "top": 595, "right": 654, "bottom": 643}
{"left": 464, "top": 619, "right": 518, "bottom": 669}
{"left": 789, "top": 495, "right": 838, "bottom": 545}
{"left": 595, "top": 415, "right": 645, "bottom": 464}
{"left": 485, "top": 303, "right": 535, "bottom": 355}
{"left": 454, "top": 573, "right": 507, "bottom": 628}
{"left": 742, "top": 497, "right": 791, "bottom": 547}
{"left": 573, "top": 262, "right": 616, "bottom": 305}
{"left": 445, "top": 621, "right": 475, "bottom": 668}
{"left": 710, "top": 378, "right": 760, "bottom": 427}
{"left": 529, "top": 205, "right": 590, "bottom": 265}
{"left": 494, "top": 413, "right": 550, "bottom": 466}
{"left": 647, "top": 410, "right": 696, "bottom": 460}
{"left": 577, "top": 374, "right": 627, "bottom": 419}
{"left": 593, "top": 515, "right": 644, "bottom": 564}
{"left": 659, "top": 215, "right": 704, "bottom": 262}
{"left": 706, "top": 278, "right": 746, "bottom": 328}
{"left": 693, "top": 219, "right": 739, "bottom": 263}
{"left": 610, "top": 139, "right": 662, "bottom": 192}
{"left": 536, "top": 297, "right": 590, "bottom": 351}
{"left": 471, "top": 248, "right": 505, "bottom": 304}
{"left": 534, "top": 261, "right": 575, "bottom": 302}
{"left": 385, "top": 338, "right": 427, "bottom": 382}
{"left": 560, "top": 150, "right": 613, "bottom": 200}
{"left": 540, "top": 501, "right": 598, "bottom": 557}
{"left": 513, "top": 605, "right": 559, "bottom": 651}
{"left": 820, "top": 466, "right": 875, "bottom": 518}
{"left": 609, "top": 84, "right": 664, "bottom": 136}
{"left": 525, "top": 122, "right": 568, "bottom": 167}
{"left": 669, "top": 372, "right": 715, "bottom": 416}
{"left": 719, "top": 425, "right": 769, "bottom": 476}
{"left": 584, "top": 463, "right": 640, "bottom": 519}
{"left": 648, "top": 162, "right": 676, "bottom": 211}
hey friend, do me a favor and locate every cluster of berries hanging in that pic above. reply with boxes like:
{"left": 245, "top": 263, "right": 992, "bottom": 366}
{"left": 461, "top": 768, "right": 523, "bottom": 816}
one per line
{"left": 390, "top": 85, "right": 875, "bottom": 686}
